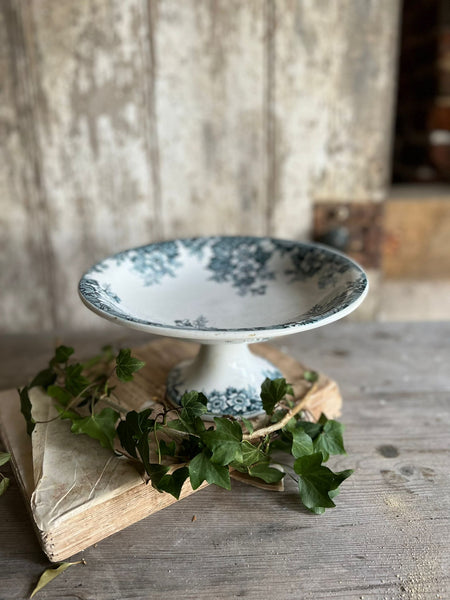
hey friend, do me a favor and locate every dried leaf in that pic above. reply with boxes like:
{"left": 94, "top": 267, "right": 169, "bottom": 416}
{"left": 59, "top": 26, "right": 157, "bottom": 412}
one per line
{"left": 0, "top": 452, "right": 11, "bottom": 467}
{"left": 30, "top": 561, "right": 83, "bottom": 598}
{"left": 0, "top": 477, "right": 10, "bottom": 496}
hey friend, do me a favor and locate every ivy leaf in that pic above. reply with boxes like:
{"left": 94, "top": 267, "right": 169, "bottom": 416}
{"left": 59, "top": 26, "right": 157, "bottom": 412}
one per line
{"left": 115, "top": 349, "right": 145, "bottom": 382}
{"left": 293, "top": 453, "right": 353, "bottom": 511}
{"left": 241, "top": 417, "right": 254, "bottom": 434}
{"left": 146, "top": 463, "right": 170, "bottom": 488}
{"left": 29, "top": 368, "right": 56, "bottom": 390}
{"left": 200, "top": 417, "right": 243, "bottom": 465}
{"left": 269, "top": 434, "right": 292, "bottom": 454}
{"left": 0, "top": 477, "right": 10, "bottom": 496}
{"left": 156, "top": 467, "right": 190, "bottom": 499}
{"left": 188, "top": 450, "right": 231, "bottom": 490}
{"left": 296, "top": 420, "right": 322, "bottom": 440}
{"left": 303, "top": 370, "right": 319, "bottom": 383}
{"left": 260, "top": 378, "right": 293, "bottom": 415}
{"left": 168, "top": 391, "right": 208, "bottom": 435}
{"left": 47, "top": 385, "right": 72, "bottom": 406}
{"left": 67, "top": 408, "right": 119, "bottom": 450}
{"left": 0, "top": 452, "right": 11, "bottom": 467}
{"left": 236, "top": 441, "right": 266, "bottom": 467}
{"left": 19, "top": 387, "right": 35, "bottom": 436}
{"left": 310, "top": 488, "right": 341, "bottom": 514}
{"left": 291, "top": 428, "right": 314, "bottom": 459}
{"left": 313, "top": 415, "right": 346, "bottom": 461}
{"left": 159, "top": 440, "right": 176, "bottom": 457}
{"left": 52, "top": 345, "right": 74, "bottom": 364}
{"left": 248, "top": 462, "right": 285, "bottom": 484}
{"left": 30, "top": 561, "right": 84, "bottom": 598}
{"left": 180, "top": 391, "right": 208, "bottom": 421}
{"left": 117, "top": 409, "right": 154, "bottom": 471}
{"left": 65, "top": 364, "right": 90, "bottom": 397}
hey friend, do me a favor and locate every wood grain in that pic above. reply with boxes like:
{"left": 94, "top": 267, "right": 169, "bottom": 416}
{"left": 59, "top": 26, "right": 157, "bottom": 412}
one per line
{"left": 0, "top": 1, "right": 400, "bottom": 333}
{"left": 0, "top": 322, "right": 449, "bottom": 599}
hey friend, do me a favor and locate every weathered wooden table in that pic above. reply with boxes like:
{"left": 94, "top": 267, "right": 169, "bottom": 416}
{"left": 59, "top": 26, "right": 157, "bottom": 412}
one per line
{"left": 0, "top": 322, "right": 449, "bottom": 600}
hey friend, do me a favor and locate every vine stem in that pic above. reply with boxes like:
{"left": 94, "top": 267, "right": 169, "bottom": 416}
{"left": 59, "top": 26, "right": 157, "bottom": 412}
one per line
{"left": 242, "top": 382, "right": 319, "bottom": 441}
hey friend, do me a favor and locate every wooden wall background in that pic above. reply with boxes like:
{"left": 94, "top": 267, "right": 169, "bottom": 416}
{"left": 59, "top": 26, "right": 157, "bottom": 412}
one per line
{"left": 0, "top": 0, "right": 400, "bottom": 333}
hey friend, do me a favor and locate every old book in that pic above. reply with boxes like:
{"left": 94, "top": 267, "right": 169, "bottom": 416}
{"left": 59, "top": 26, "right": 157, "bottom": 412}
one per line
{"left": 0, "top": 339, "right": 341, "bottom": 562}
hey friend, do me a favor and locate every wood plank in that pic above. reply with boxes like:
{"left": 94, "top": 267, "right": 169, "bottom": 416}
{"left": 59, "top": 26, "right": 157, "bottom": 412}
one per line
{"left": 0, "top": 1, "right": 54, "bottom": 332}
{"left": 0, "top": 0, "right": 162, "bottom": 333}
{"left": 0, "top": 323, "right": 449, "bottom": 599}
{"left": 271, "top": 0, "right": 401, "bottom": 239}
{"left": 155, "top": 0, "right": 268, "bottom": 238}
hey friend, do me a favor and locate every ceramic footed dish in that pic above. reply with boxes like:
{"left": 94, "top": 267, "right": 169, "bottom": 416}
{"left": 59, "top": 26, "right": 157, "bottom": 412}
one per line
{"left": 79, "top": 236, "right": 368, "bottom": 418}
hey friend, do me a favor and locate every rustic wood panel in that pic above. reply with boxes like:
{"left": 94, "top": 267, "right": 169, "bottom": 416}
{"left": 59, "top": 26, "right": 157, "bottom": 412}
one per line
{"left": 0, "top": 322, "right": 449, "bottom": 599}
{"left": 156, "top": 0, "right": 268, "bottom": 238}
{"left": 27, "top": 0, "right": 161, "bottom": 330}
{"left": 271, "top": 0, "right": 401, "bottom": 241}
{"left": 0, "top": 1, "right": 401, "bottom": 333}
{"left": 0, "top": 1, "right": 54, "bottom": 332}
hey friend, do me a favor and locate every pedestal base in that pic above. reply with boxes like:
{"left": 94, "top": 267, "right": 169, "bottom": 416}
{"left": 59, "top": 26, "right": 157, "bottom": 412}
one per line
{"left": 166, "top": 343, "right": 282, "bottom": 418}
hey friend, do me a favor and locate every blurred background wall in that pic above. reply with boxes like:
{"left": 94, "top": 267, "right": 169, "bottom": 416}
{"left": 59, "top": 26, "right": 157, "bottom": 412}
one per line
{"left": 1, "top": 0, "right": 448, "bottom": 334}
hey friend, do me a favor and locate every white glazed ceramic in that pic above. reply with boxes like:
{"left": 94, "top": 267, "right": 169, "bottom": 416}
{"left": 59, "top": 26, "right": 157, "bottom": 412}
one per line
{"left": 79, "top": 236, "right": 368, "bottom": 418}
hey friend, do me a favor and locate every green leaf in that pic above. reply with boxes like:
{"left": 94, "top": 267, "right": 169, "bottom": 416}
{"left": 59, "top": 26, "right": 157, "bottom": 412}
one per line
{"left": 188, "top": 450, "right": 231, "bottom": 490}
{"left": 260, "top": 378, "right": 293, "bottom": 415}
{"left": 47, "top": 385, "right": 72, "bottom": 406}
{"left": 313, "top": 416, "right": 346, "bottom": 461}
{"left": 296, "top": 420, "right": 322, "bottom": 439}
{"left": 29, "top": 368, "right": 56, "bottom": 390}
{"left": 303, "top": 370, "right": 319, "bottom": 383}
{"left": 0, "top": 452, "right": 11, "bottom": 467}
{"left": 115, "top": 349, "right": 145, "bottom": 382}
{"left": 146, "top": 463, "right": 170, "bottom": 488}
{"left": 180, "top": 391, "right": 208, "bottom": 420}
{"left": 241, "top": 417, "right": 254, "bottom": 434}
{"left": 270, "top": 408, "right": 289, "bottom": 423}
{"left": 30, "top": 561, "right": 83, "bottom": 598}
{"left": 291, "top": 428, "right": 314, "bottom": 459}
{"left": 167, "top": 392, "right": 208, "bottom": 435}
{"left": 0, "top": 477, "right": 9, "bottom": 496}
{"left": 248, "top": 462, "right": 285, "bottom": 484}
{"left": 64, "top": 364, "right": 90, "bottom": 397}
{"left": 156, "top": 467, "right": 190, "bottom": 499}
{"left": 293, "top": 453, "right": 353, "bottom": 512}
{"left": 200, "top": 417, "right": 243, "bottom": 465}
{"left": 116, "top": 409, "right": 155, "bottom": 472}
{"left": 236, "top": 441, "right": 266, "bottom": 467}
{"left": 159, "top": 440, "right": 176, "bottom": 457}
{"left": 19, "top": 387, "right": 35, "bottom": 436}
{"left": 52, "top": 345, "right": 74, "bottom": 364}
{"left": 68, "top": 408, "right": 119, "bottom": 450}
{"left": 269, "top": 434, "right": 292, "bottom": 454}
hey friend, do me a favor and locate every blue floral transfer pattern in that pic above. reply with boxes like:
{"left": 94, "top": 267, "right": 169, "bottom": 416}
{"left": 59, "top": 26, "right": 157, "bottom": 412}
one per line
{"left": 174, "top": 315, "right": 209, "bottom": 328}
{"left": 79, "top": 236, "right": 368, "bottom": 333}
{"left": 206, "top": 386, "right": 261, "bottom": 417}
{"left": 166, "top": 367, "right": 264, "bottom": 417}
{"left": 206, "top": 237, "right": 275, "bottom": 296}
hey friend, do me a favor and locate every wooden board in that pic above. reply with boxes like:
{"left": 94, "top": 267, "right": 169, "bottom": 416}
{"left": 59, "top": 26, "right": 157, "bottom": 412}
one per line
{"left": 0, "top": 338, "right": 341, "bottom": 562}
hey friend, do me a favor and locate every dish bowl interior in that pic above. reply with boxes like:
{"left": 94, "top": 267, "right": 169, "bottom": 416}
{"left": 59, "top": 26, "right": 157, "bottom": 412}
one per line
{"left": 79, "top": 236, "right": 367, "bottom": 338}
